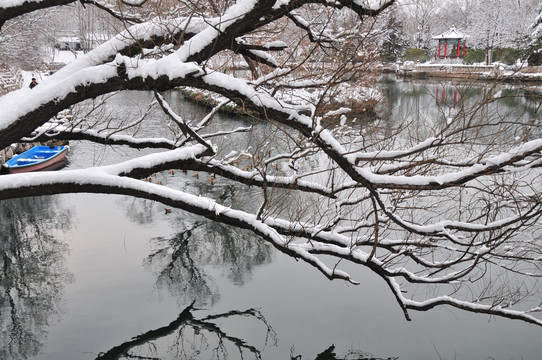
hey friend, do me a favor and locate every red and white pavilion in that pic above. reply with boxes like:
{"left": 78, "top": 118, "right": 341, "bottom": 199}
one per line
{"left": 432, "top": 27, "right": 467, "bottom": 60}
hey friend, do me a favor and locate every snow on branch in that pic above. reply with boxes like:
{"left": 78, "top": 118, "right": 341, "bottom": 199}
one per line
{"left": 402, "top": 294, "right": 542, "bottom": 327}
{"left": 0, "top": 0, "right": 395, "bottom": 148}
{"left": 0, "top": 163, "right": 355, "bottom": 283}
{"left": 26, "top": 127, "right": 178, "bottom": 149}
{"left": 352, "top": 140, "right": 542, "bottom": 190}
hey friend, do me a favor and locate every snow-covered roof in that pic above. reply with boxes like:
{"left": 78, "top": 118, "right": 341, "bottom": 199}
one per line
{"left": 432, "top": 27, "right": 467, "bottom": 40}
{"left": 56, "top": 36, "right": 81, "bottom": 43}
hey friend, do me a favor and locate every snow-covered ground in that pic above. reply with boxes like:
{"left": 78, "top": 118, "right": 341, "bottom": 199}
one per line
{"left": 46, "top": 48, "right": 81, "bottom": 64}
{"left": 19, "top": 49, "right": 83, "bottom": 89}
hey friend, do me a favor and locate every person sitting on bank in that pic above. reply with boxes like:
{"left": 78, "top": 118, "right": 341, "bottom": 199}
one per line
{"left": 29, "top": 78, "right": 38, "bottom": 89}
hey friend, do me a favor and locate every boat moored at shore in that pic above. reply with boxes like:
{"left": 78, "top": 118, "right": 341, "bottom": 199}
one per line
{"left": 1, "top": 145, "right": 69, "bottom": 174}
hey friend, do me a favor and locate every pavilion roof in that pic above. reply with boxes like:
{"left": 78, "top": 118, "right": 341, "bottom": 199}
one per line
{"left": 432, "top": 27, "right": 467, "bottom": 40}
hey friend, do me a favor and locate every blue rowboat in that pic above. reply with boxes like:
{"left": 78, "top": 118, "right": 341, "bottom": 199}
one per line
{"left": 2, "top": 145, "right": 69, "bottom": 174}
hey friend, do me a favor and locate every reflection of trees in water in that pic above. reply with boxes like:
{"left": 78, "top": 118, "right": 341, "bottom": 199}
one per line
{"left": 146, "top": 222, "right": 219, "bottom": 306}
{"left": 118, "top": 183, "right": 273, "bottom": 306}
{"left": 96, "top": 303, "right": 394, "bottom": 360}
{"left": 96, "top": 302, "right": 276, "bottom": 360}
{"left": 0, "top": 196, "right": 73, "bottom": 360}
{"left": 111, "top": 196, "right": 392, "bottom": 359}
{"left": 145, "top": 218, "right": 273, "bottom": 306}
{"left": 120, "top": 196, "right": 157, "bottom": 225}
{"left": 379, "top": 76, "right": 542, "bottom": 146}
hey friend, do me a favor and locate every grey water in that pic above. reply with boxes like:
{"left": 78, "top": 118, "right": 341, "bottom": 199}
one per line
{"left": 2, "top": 76, "right": 542, "bottom": 360}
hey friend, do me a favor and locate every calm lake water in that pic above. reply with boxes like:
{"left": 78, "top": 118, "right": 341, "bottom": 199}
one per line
{"left": 2, "top": 76, "right": 542, "bottom": 360}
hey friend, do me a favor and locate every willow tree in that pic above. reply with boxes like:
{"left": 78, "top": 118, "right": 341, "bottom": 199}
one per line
{"left": 1, "top": 0, "right": 542, "bottom": 328}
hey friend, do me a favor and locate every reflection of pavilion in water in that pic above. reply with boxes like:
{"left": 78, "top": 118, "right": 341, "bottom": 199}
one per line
{"left": 435, "top": 84, "right": 462, "bottom": 122}
{"left": 435, "top": 85, "right": 460, "bottom": 106}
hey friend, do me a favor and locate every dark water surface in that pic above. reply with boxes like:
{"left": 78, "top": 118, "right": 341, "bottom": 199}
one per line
{"left": 2, "top": 80, "right": 542, "bottom": 359}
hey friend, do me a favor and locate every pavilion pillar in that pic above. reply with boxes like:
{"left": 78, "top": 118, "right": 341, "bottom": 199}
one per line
{"left": 456, "top": 41, "right": 460, "bottom": 58}
{"left": 463, "top": 41, "right": 466, "bottom": 57}
{"left": 438, "top": 41, "right": 441, "bottom": 58}
{"left": 444, "top": 40, "right": 448, "bottom": 59}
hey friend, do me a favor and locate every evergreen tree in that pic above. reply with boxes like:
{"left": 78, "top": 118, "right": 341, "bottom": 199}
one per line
{"left": 532, "top": 1, "right": 542, "bottom": 43}
{"left": 379, "top": 7, "right": 407, "bottom": 63}
{"left": 529, "top": 0, "right": 542, "bottom": 65}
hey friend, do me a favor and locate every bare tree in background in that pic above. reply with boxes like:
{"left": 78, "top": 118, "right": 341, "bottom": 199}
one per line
{"left": 397, "top": 0, "right": 439, "bottom": 50}
{"left": 0, "top": 8, "right": 59, "bottom": 69}
{"left": 1, "top": 0, "right": 542, "bottom": 329}
{"left": 396, "top": 0, "right": 538, "bottom": 62}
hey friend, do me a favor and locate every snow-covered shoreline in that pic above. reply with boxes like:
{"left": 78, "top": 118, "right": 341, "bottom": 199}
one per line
{"left": 387, "top": 62, "right": 542, "bottom": 84}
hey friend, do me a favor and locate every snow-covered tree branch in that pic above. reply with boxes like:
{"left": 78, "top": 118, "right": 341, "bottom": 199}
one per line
{"left": 2, "top": 0, "right": 542, "bottom": 328}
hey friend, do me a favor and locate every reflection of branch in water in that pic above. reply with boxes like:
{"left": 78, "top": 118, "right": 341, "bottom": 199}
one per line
{"left": 96, "top": 302, "right": 276, "bottom": 360}
{"left": 96, "top": 302, "right": 195, "bottom": 360}
{"left": 292, "top": 344, "right": 399, "bottom": 360}
{"left": 203, "top": 308, "right": 277, "bottom": 350}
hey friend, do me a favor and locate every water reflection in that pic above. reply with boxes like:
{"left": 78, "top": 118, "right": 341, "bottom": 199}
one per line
{"left": 113, "top": 168, "right": 273, "bottom": 307}
{"left": 96, "top": 302, "right": 276, "bottom": 360}
{"left": 0, "top": 196, "right": 73, "bottom": 360}
{"left": 145, "top": 218, "right": 273, "bottom": 306}
{"left": 95, "top": 302, "right": 394, "bottom": 360}
{"left": 295, "top": 346, "right": 398, "bottom": 360}
{"left": 378, "top": 75, "right": 542, "bottom": 145}
{"left": 5, "top": 78, "right": 542, "bottom": 359}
